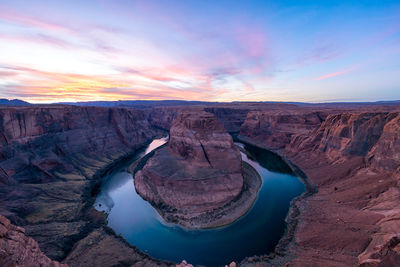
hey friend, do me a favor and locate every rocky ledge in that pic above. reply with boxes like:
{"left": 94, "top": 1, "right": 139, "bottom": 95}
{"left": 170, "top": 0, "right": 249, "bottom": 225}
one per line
{"left": 135, "top": 111, "right": 261, "bottom": 228}
{"left": 0, "top": 215, "right": 67, "bottom": 267}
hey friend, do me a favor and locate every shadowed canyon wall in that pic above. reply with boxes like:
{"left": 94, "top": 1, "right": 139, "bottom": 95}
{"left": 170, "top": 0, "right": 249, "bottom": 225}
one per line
{"left": 0, "top": 106, "right": 173, "bottom": 266}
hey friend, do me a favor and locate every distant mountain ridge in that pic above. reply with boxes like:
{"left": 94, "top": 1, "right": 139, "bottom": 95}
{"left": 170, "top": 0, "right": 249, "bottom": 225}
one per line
{"left": 58, "top": 100, "right": 217, "bottom": 108}
{"left": 1, "top": 98, "right": 399, "bottom": 108}
{"left": 0, "top": 99, "right": 31, "bottom": 106}
{"left": 59, "top": 99, "right": 400, "bottom": 108}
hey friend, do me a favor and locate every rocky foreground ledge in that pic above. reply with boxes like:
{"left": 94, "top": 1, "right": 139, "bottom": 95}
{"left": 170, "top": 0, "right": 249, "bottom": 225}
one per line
{"left": 0, "top": 215, "right": 66, "bottom": 267}
{"left": 135, "top": 111, "right": 261, "bottom": 228}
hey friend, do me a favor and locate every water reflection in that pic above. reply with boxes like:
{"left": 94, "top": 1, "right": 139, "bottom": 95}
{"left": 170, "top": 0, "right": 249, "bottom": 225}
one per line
{"left": 94, "top": 138, "right": 304, "bottom": 267}
{"left": 95, "top": 137, "right": 168, "bottom": 213}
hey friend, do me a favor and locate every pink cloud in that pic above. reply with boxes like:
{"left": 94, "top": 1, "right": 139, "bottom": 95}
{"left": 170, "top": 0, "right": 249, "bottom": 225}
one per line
{"left": 0, "top": 70, "right": 17, "bottom": 77}
{"left": 297, "top": 44, "right": 341, "bottom": 68}
{"left": 0, "top": 32, "right": 74, "bottom": 49}
{"left": 0, "top": 5, "right": 122, "bottom": 55}
{"left": 314, "top": 66, "right": 358, "bottom": 81}
{"left": 0, "top": 7, "right": 73, "bottom": 33}
{"left": 234, "top": 26, "right": 268, "bottom": 58}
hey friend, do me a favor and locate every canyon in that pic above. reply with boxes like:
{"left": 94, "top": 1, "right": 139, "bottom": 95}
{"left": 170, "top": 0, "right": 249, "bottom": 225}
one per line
{"left": 0, "top": 106, "right": 172, "bottom": 266}
{"left": 0, "top": 102, "right": 400, "bottom": 266}
{"left": 238, "top": 108, "right": 400, "bottom": 266}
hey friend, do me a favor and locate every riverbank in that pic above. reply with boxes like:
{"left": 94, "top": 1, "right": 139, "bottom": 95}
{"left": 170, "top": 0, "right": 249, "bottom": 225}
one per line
{"left": 235, "top": 135, "right": 313, "bottom": 265}
{"left": 63, "top": 139, "right": 175, "bottom": 267}
{"left": 237, "top": 110, "right": 400, "bottom": 266}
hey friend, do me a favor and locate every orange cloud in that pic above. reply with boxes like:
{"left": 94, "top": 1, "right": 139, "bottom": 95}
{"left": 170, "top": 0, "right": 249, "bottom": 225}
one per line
{"left": 0, "top": 64, "right": 221, "bottom": 103}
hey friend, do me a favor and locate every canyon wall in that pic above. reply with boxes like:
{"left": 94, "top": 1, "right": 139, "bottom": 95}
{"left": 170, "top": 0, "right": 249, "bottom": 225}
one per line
{"left": 240, "top": 111, "right": 326, "bottom": 149}
{"left": 0, "top": 106, "right": 156, "bottom": 186}
{"left": 238, "top": 109, "right": 400, "bottom": 266}
{"left": 148, "top": 105, "right": 251, "bottom": 133}
{"left": 147, "top": 107, "right": 183, "bottom": 131}
{"left": 0, "top": 106, "right": 170, "bottom": 266}
{"left": 204, "top": 107, "right": 250, "bottom": 133}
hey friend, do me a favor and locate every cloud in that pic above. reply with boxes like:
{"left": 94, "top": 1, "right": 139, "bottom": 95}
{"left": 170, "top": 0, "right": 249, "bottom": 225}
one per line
{"left": 297, "top": 44, "right": 341, "bottom": 67}
{"left": 0, "top": 5, "right": 121, "bottom": 55}
{"left": 314, "top": 66, "right": 358, "bottom": 81}
{"left": 0, "top": 32, "right": 75, "bottom": 48}
{"left": 0, "top": 6, "right": 73, "bottom": 33}
{"left": 0, "top": 70, "right": 17, "bottom": 77}
{"left": 0, "top": 64, "right": 222, "bottom": 102}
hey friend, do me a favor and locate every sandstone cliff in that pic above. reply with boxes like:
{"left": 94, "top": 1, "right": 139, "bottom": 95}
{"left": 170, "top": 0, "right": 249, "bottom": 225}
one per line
{"left": 238, "top": 109, "right": 400, "bottom": 266}
{"left": 240, "top": 110, "right": 326, "bottom": 149}
{"left": 204, "top": 107, "right": 250, "bottom": 133}
{"left": 0, "top": 215, "right": 67, "bottom": 267}
{"left": 147, "top": 107, "right": 183, "bottom": 131}
{"left": 0, "top": 105, "right": 168, "bottom": 265}
{"left": 135, "top": 111, "right": 255, "bottom": 228}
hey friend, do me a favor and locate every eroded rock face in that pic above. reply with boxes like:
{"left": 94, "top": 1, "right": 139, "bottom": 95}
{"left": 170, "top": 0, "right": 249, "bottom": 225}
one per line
{"left": 369, "top": 113, "right": 400, "bottom": 172}
{"left": 147, "top": 107, "right": 183, "bottom": 131}
{"left": 204, "top": 107, "right": 250, "bottom": 133}
{"left": 63, "top": 228, "right": 173, "bottom": 267}
{"left": 293, "top": 112, "right": 398, "bottom": 162}
{"left": 135, "top": 111, "right": 244, "bottom": 226}
{"left": 0, "top": 106, "right": 162, "bottom": 262}
{"left": 238, "top": 109, "right": 400, "bottom": 267}
{"left": 0, "top": 215, "right": 67, "bottom": 267}
{"left": 168, "top": 111, "right": 242, "bottom": 172}
{"left": 240, "top": 111, "right": 325, "bottom": 149}
{"left": 0, "top": 106, "right": 156, "bottom": 186}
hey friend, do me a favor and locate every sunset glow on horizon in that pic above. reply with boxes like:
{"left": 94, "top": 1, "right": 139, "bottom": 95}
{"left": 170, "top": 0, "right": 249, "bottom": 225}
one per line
{"left": 0, "top": 0, "right": 399, "bottom": 103}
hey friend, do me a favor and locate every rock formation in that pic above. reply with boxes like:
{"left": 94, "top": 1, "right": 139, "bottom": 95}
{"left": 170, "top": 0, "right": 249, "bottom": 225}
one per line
{"left": 204, "top": 107, "right": 251, "bottom": 133}
{"left": 238, "top": 109, "right": 400, "bottom": 266}
{"left": 0, "top": 105, "right": 168, "bottom": 265}
{"left": 240, "top": 110, "right": 326, "bottom": 149}
{"left": 135, "top": 111, "right": 258, "bottom": 228}
{"left": 0, "top": 215, "right": 67, "bottom": 267}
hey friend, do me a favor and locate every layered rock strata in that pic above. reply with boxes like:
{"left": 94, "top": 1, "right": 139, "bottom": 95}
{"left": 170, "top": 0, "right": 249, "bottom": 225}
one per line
{"left": 135, "top": 111, "right": 260, "bottom": 228}
{"left": 238, "top": 110, "right": 400, "bottom": 266}
{"left": 0, "top": 105, "right": 169, "bottom": 266}
{"left": 0, "top": 215, "right": 67, "bottom": 267}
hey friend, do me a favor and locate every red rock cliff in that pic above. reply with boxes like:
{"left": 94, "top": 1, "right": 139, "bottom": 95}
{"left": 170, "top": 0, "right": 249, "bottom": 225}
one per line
{"left": 0, "top": 215, "right": 67, "bottom": 267}
{"left": 238, "top": 109, "right": 400, "bottom": 266}
{"left": 0, "top": 105, "right": 161, "bottom": 263}
{"left": 135, "top": 111, "right": 244, "bottom": 228}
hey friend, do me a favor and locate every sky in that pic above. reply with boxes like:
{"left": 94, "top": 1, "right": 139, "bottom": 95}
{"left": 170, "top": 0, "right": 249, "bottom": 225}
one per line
{"left": 0, "top": 0, "right": 399, "bottom": 103}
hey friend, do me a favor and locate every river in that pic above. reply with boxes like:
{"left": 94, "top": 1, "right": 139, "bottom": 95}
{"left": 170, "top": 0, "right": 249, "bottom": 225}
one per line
{"left": 94, "top": 137, "right": 304, "bottom": 266}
